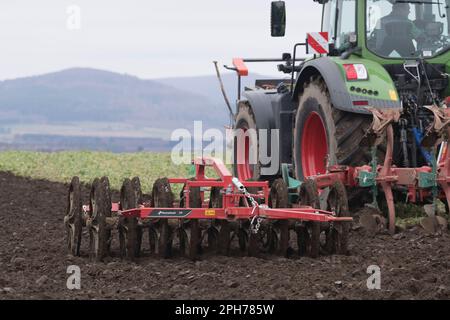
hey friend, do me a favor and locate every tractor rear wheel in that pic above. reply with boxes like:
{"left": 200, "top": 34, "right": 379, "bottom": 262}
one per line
{"left": 293, "top": 77, "right": 374, "bottom": 191}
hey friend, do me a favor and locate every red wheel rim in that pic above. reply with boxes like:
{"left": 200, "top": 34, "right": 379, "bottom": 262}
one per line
{"left": 301, "top": 112, "right": 328, "bottom": 177}
{"left": 236, "top": 128, "right": 253, "bottom": 181}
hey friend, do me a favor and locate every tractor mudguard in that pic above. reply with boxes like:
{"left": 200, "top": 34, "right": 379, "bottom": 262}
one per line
{"left": 236, "top": 91, "right": 277, "bottom": 174}
{"left": 238, "top": 90, "right": 295, "bottom": 174}
{"left": 240, "top": 90, "right": 278, "bottom": 130}
{"left": 293, "top": 57, "right": 401, "bottom": 114}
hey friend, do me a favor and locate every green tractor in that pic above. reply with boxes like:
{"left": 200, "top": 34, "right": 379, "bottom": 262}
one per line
{"left": 232, "top": 0, "right": 450, "bottom": 211}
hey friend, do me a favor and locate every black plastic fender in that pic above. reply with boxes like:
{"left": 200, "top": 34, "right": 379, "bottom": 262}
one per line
{"left": 237, "top": 90, "right": 296, "bottom": 175}
{"left": 239, "top": 90, "right": 277, "bottom": 131}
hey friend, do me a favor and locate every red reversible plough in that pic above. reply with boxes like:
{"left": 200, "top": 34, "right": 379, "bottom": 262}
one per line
{"left": 302, "top": 106, "right": 450, "bottom": 235}
{"left": 64, "top": 157, "right": 352, "bottom": 261}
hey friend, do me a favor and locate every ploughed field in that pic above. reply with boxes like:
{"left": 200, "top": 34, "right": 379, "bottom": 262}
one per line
{"left": 0, "top": 152, "right": 450, "bottom": 299}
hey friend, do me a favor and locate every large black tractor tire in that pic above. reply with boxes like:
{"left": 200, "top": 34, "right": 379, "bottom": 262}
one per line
{"left": 293, "top": 78, "right": 377, "bottom": 207}
{"left": 233, "top": 102, "right": 262, "bottom": 181}
{"left": 294, "top": 78, "right": 374, "bottom": 180}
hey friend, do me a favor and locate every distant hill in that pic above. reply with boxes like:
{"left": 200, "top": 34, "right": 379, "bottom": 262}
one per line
{"left": 0, "top": 68, "right": 289, "bottom": 151}
{"left": 156, "top": 72, "right": 279, "bottom": 106}
{"left": 0, "top": 68, "right": 228, "bottom": 130}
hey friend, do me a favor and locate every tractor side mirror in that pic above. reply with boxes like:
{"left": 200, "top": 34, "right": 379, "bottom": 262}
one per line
{"left": 271, "top": 1, "right": 286, "bottom": 37}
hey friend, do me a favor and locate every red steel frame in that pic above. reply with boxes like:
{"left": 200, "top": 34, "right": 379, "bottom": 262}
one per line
{"left": 117, "top": 157, "right": 352, "bottom": 223}
{"left": 305, "top": 120, "right": 450, "bottom": 234}
{"left": 96, "top": 117, "right": 449, "bottom": 235}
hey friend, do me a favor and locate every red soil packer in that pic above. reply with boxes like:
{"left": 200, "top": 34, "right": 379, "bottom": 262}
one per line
{"left": 64, "top": 157, "right": 352, "bottom": 261}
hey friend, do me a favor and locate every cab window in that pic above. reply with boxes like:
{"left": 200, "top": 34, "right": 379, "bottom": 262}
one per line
{"left": 322, "top": 0, "right": 357, "bottom": 52}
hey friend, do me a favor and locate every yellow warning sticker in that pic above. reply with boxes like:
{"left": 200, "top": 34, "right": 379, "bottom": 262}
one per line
{"left": 205, "top": 209, "right": 216, "bottom": 216}
{"left": 389, "top": 90, "right": 398, "bottom": 101}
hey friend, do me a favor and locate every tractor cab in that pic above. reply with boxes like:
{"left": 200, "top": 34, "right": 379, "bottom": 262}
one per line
{"left": 271, "top": 0, "right": 450, "bottom": 69}
{"left": 316, "top": 0, "right": 450, "bottom": 61}
{"left": 365, "top": 0, "right": 450, "bottom": 59}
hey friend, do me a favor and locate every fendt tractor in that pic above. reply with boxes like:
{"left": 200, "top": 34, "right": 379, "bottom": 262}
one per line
{"left": 64, "top": 0, "right": 450, "bottom": 262}
{"left": 232, "top": 0, "right": 450, "bottom": 233}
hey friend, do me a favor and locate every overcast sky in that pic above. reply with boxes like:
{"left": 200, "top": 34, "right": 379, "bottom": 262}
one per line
{"left": 0, "top": 0, "right": 322, "bottom": 80}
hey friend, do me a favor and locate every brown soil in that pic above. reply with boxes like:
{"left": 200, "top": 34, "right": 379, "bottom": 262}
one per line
{"left": 0, "top": 171, "right": 449, "bottom": 300}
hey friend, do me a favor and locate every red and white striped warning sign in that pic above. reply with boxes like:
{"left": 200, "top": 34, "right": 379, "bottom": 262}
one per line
{"left": 307, "top": 32, "right": 329, "bottom": 55}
